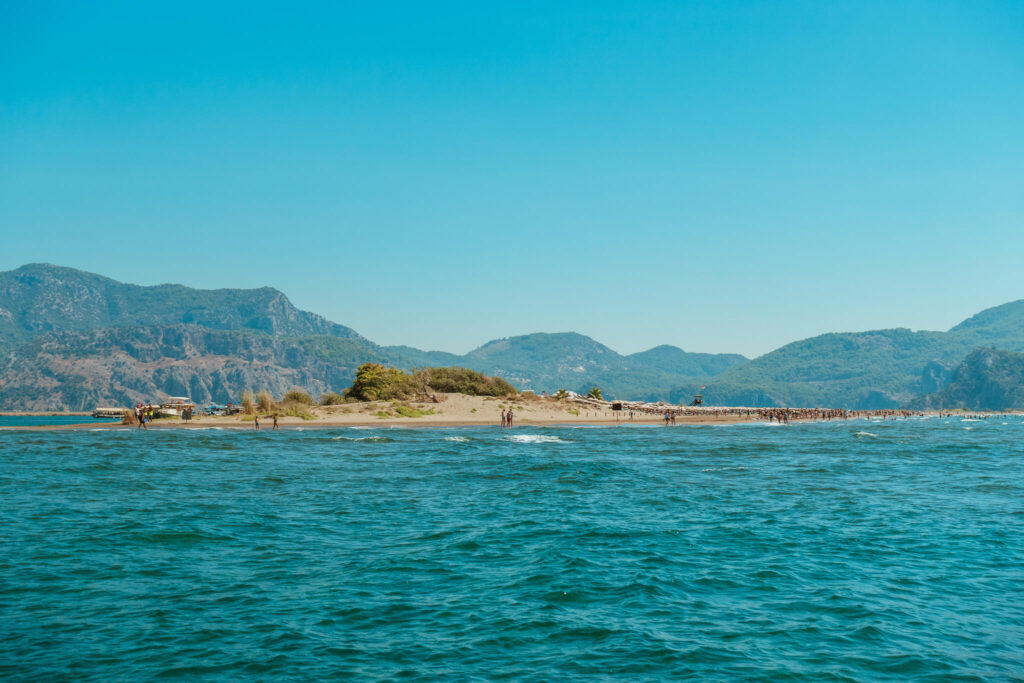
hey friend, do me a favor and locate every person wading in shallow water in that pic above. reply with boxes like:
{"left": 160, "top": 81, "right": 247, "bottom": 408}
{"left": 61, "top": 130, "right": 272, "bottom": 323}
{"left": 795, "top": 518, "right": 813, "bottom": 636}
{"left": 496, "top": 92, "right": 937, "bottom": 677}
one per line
{"left": 506, "top": 408, "right": 514, "bottom": 428}
{"left": 273, "top": 414, "right": 279, "bottom": 430}
{"left": 254, "top": 415, "right": 260, "bottom": 430}
{"left": 500, "top": 410, "right": 506, "bottom": 428}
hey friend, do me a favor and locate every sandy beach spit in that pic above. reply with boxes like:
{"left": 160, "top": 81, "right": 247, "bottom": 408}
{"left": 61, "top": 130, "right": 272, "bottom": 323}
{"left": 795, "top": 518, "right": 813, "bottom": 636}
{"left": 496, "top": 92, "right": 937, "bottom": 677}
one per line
{"left": 0, "top": 393, "right": 757, "bottom": 430}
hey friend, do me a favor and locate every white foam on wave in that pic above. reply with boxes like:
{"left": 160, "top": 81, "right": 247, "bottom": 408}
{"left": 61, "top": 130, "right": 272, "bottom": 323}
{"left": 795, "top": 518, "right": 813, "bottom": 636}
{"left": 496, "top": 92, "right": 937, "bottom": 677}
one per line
{"left": 332, "top": 435, "right": 390, "bottom": 442}
{"left": 854, "top": 431, "right": 879, "bottom": 438}
{"left": 963, "top": 426, "right": 974, "bottom": 430}
{"left": 506, "top": 434, "right": 569, "bottom": 444}
{"left": 443, "top": 436, "right": 469, "bottom": 442}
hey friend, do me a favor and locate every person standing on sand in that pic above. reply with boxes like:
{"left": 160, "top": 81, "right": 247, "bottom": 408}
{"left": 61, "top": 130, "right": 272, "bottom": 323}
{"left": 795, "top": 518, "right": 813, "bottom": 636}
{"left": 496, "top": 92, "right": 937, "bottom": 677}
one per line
{"left": 254, "top": 415, "right": 260, "bottom": 430}
{"left": 506, "top": 408, "right": 513, "bottom": 428}
{"left": 273, "top": 414, "right": 279, "bottom": 430}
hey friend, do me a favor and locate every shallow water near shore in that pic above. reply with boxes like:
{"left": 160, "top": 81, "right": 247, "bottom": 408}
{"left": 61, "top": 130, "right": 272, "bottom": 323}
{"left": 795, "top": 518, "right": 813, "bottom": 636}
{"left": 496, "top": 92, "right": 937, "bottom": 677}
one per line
{"left": 2, "top": 418, "right": 1023, "bottom": 680}
{"left": 0, "top": 415, "right": 110, "bottom": 427}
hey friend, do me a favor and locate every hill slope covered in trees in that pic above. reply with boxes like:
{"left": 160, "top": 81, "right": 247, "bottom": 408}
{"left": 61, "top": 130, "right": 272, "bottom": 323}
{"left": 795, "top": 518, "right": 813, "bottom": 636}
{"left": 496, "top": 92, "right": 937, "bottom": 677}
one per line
{"left": 680, "top": 303, "right": 1024, "bottom": 408}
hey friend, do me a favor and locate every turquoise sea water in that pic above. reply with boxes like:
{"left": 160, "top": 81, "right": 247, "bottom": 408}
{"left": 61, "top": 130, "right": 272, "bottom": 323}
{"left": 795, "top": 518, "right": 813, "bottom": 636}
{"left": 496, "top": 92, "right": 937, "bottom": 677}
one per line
{"left": 0, "top": 415, "right": 108, "bottom": 427}
{"left": 2, "top": 418, "right": 1023, "bottom": 681}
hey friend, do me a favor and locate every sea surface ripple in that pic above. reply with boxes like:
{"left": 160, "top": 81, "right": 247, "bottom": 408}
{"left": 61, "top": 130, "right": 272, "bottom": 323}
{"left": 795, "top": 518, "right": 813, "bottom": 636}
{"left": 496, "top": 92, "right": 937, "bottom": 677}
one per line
{"left": 2, "top": 418, "right": 1023, "bottom": 681}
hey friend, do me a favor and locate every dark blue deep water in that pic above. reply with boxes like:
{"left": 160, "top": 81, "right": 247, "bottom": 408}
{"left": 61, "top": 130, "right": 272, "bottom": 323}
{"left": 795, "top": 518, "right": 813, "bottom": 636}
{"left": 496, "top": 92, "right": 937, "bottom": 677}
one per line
{"left": 2, "top": 418, "right": 1023, "bottom": 681}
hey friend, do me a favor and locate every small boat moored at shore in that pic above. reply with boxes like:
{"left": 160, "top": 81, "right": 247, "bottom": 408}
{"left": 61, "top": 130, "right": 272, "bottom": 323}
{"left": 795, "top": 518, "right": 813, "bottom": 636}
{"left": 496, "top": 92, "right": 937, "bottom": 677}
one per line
{"left": 158, "top": 396, "right": 195, "bottom": 417}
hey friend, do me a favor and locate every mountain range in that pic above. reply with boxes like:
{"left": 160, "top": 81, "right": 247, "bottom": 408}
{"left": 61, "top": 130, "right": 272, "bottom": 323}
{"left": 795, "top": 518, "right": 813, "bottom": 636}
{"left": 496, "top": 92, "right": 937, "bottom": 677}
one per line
{"left": 677, "top": 304, "right": 1024, "bottom": 408}
{"left": 1, "top": 264, "right": 1022, "bottom": 411}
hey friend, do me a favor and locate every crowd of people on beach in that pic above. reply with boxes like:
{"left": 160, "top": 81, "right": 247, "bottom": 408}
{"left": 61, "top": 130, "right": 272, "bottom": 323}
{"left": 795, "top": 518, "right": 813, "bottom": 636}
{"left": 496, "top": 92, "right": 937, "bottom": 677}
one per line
{"left": 612, "top": 405, "right": 921, "bottom": 424}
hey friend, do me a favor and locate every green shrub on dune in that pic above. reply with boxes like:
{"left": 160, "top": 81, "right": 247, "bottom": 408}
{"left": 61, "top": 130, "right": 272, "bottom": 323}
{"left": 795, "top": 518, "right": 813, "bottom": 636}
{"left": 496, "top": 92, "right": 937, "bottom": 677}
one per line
{"left": 283, "top": 389, "right": 314, "bottom": 405}
{"left": 344, "top": 363, "right": 411, "bottom": 401}
{"left": 344, "top": 363, "right": 517, "bottom": 402}
{"left": 278, "top": 403, "right": 316, "bottom": 420}
{"left": 418, "top": 366, "right": 516, "bottom": 397}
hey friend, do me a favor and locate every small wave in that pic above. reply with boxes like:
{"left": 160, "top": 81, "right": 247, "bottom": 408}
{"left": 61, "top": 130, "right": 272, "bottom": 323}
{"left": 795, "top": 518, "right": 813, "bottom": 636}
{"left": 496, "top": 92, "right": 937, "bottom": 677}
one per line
{"left": 854, "top": 431, "right": 879, "bottom": 438}
{"left": 506, "top": 434, "right": 569, "bottom": 444}
{"left": 332, "top": 436, "right": 394, "bottom": 442}
{"left": 443, "top": 436, "right": 469, "bottom": 442}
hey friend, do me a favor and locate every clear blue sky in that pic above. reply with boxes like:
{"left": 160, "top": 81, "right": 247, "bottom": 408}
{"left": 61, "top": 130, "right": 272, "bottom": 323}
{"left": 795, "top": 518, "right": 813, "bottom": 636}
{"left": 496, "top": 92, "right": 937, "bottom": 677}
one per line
{"left": 2, "top": 1, "right": 1022, "bottom": 358}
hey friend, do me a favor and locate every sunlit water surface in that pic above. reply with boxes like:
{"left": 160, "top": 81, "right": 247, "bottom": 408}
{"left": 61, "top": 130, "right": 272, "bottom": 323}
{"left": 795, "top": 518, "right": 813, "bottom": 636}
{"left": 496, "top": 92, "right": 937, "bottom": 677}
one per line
{"left": 2, "top": 418, "right": 1022, "bottom": 681}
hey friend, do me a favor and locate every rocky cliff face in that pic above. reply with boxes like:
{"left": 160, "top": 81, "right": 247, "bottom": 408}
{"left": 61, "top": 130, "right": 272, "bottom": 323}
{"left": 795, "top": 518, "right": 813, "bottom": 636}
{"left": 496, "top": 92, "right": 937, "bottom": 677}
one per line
{"left": 919, "top": 360, "right": 957, "bottom": 394}
{"left": 0, "top": 325, "right": 363, "bottom": 411}
{"left": 911, "top": 348, "right": 1024, "bottom": 411}
{"left": 0, "top": 264, "right": 378, "bottom": 410}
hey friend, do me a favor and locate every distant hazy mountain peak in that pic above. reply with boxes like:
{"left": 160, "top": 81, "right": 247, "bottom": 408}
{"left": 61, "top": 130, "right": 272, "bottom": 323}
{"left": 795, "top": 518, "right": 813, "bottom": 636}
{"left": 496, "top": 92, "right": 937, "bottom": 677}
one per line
{"left": 468, "top": 332, "right": 616, "bottom": 360}
{"left": 950, "top": 299, "right": 1024, "bottom": 333}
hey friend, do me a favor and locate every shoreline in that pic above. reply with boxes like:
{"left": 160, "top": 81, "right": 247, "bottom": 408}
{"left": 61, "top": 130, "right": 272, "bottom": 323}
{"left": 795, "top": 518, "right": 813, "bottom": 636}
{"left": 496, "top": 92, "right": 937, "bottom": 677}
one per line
{"left": 6, "top": 414, "right": 1006, "bottom": 432}
{"left": 0, "top": 414, "right": 761, "bottom": 431}
{"left": 3, "top": 392, "right": 1016, "bottom": 432}
{"left": 0, "top": 411, "right": 91, "bottom": 416}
